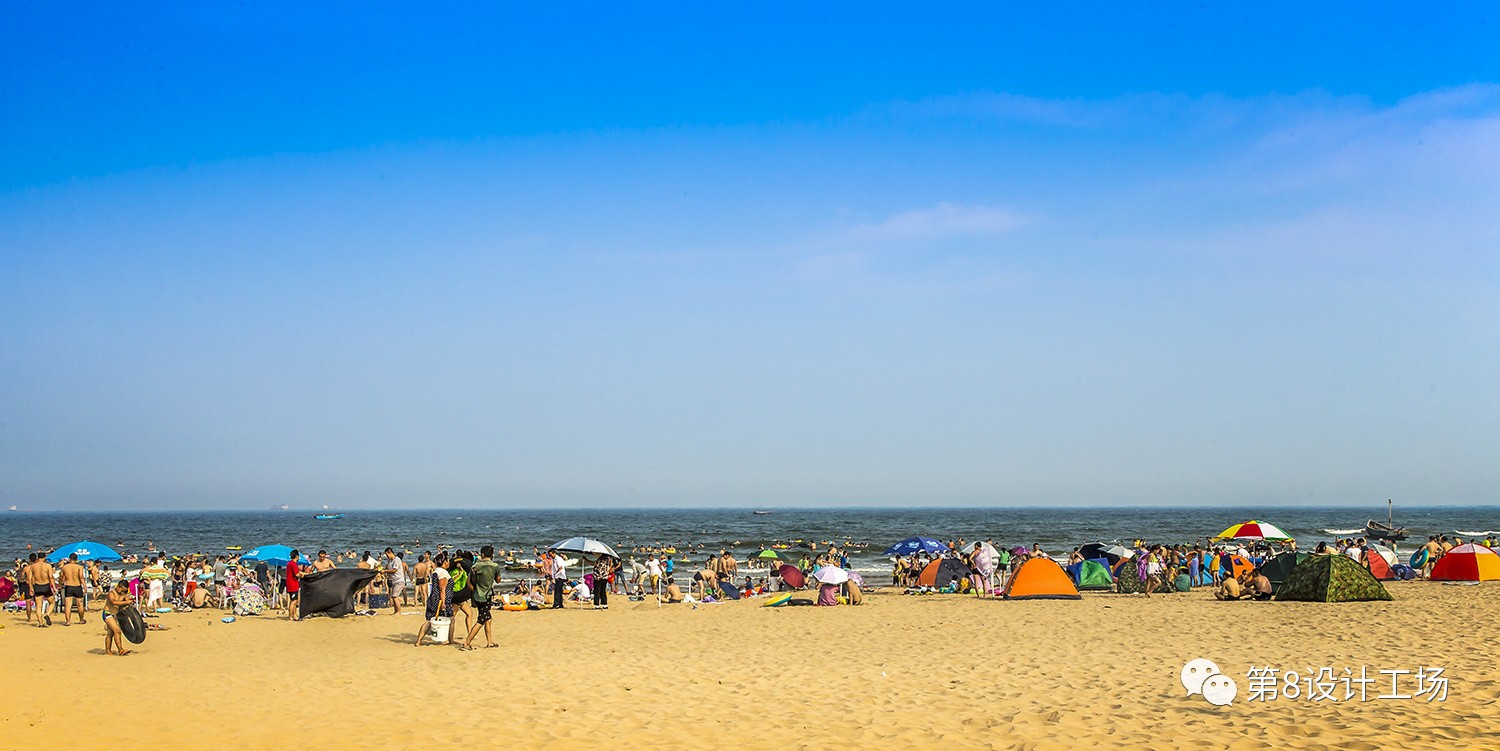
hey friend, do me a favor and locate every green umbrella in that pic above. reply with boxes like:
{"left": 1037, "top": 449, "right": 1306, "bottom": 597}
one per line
{"left": 755, "top": 549, "right": 784, "bottom": 560}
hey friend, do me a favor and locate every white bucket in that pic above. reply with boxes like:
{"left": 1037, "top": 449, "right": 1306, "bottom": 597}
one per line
{"left": 428, "top": 617, "right": 451, "bottom": 642}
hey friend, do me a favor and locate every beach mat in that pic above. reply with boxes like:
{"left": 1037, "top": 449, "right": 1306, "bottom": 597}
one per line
{"left": 298, "top": 569, "right": 380, "bottom": 618}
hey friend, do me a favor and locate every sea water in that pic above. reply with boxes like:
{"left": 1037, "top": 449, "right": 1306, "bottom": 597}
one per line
{"left": 5, "top": 506, "right": 1497, "bottom": 583}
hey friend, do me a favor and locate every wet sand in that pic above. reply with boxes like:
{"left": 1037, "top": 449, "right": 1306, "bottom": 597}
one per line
{"left": 3, "top": 581, "right": 1497, "bottom": 750}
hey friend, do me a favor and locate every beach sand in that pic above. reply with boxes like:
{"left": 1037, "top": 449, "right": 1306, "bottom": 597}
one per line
{"left": 3, "top": 581, "right": 1498, "bottom": 750}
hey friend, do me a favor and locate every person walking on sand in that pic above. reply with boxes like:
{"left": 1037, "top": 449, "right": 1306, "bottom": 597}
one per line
{"left": 142, "top": 556, "right": 169, "bottom": 610}
{"left": 1421, "top": 536, "right": 1441, "bottom": 579}
{"left": 58, "top": 553, "right": 88, "bottom": 625}
{"left": 413, "top": 552, "right": 452, "bottom": 647}
{"left": 102, "top": 580, "right": 133, "bottom": 656}
{"left": 27, "top": 554, "right": 56, "bottom": 626}
{"left": 462, "top": 546, "right": 500, "bottom": 650}
{"left": 413, "top": 552, "right": 432, "bottom": 609}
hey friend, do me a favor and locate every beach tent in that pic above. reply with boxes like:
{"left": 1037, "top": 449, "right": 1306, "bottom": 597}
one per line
{"left": 1072, "top": 559, "right": 1114, "bottom": 591}
{"left": 1361, "top": 547, "right": 1396, "bottom": 581}
{"left": 917, "top": 558, "right": 970, "bottom": 588}
{"left": 885, "top": 536, "right": 948, "bottom": 556}
{"left": 46, "top": 541, "right": 123, "bottom": 563}
{"left": 1275, "top": 553, "right": 1393, "bottom": 602}
{"left": 1220, "top": 555, "right": 1255, "bottom": 580}
{"left": 1259, "top": 552, "right": 1309, "bottom": 592}
{"left": 1004, "top": 557, "right": 1081, "bottom": 600}
{"left": 1111, "top": 559, "right": 1179, "bottom": 595}
{"left": 297, "top": 568, "right": 381, "bottom": 618}
{"left": 1429, "top": 543, "right": 1500, "bottom": 583}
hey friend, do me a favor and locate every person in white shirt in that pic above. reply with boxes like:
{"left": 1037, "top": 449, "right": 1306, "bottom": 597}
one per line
{"left": 645, "top": 556, "right": 663, "bottom": 595}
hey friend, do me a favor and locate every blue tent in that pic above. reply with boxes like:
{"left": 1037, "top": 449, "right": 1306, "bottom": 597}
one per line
{"left": 47, "top": 540, "right": 123, "bottom": 563}
{"left": 241, "top": 544, "right": 305, "bottom": 566}
{"left": 883, "top": 536, "right": 948, "bottom": 556}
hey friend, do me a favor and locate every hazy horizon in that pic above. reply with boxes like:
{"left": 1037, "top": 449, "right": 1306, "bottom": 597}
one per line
{"left": 3, "top": 5, "right": 1496, "bottom": 511}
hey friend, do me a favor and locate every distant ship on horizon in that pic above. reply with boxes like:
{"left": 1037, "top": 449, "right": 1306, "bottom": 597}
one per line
{"left": 271, "top": 504, "right": 290, "bottom": 511}
{"left": 6, "top": 505, "right": 16, "bottom": 512}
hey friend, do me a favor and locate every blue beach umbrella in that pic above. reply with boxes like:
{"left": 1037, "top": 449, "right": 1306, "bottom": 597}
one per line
{"left": 883, "top": 536, "right": 948, "bottom": 556}
{"left": 241, "top": 544, "right": 302, "bottom": 566}
{"left": 47, "top": 541, "right": 123, "bottom": 563}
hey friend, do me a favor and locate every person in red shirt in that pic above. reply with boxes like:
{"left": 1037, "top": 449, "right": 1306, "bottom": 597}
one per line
{"left": 286, "top": 550, "right": 303, "bottom": 621}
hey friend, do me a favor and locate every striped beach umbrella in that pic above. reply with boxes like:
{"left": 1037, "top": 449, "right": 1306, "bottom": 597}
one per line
{"left": 1212, "top": 520, "right": 1292, "bottom": 541}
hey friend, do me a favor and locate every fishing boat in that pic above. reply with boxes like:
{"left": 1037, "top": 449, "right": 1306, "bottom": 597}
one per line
{"left": 1365, "top": 500, "right": 1408, "bottom": 542}
{"left": 753, "top": 510, "right": 774, "bottom": 515}
{"left": 314, "top": 513, "right": 344, "bottom": 521}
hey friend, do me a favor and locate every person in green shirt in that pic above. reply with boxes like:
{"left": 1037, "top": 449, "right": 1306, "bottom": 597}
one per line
{"left": 462, "top": 546, "right": 502, "bottom": 650}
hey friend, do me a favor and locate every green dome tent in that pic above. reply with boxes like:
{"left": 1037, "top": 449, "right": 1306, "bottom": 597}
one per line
{"left": 1275, "top": 553, "right": 1393, "bottom": 603}
{"left": 1076, "top": 559, "right": 1114, "bottom": 591}
{"left": 1259, "top": 551, "right": 1309, "bottom": 594}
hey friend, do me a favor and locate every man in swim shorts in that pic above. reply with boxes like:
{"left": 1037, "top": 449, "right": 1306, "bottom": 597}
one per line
{"left": 59, "top": 552, "right": 88, "bottom": 625}
{"left": 102, "top": 580, "right": 132, "bottom": 656}
{"left": 27, "top": 554, "right": 56, "bottom": 626}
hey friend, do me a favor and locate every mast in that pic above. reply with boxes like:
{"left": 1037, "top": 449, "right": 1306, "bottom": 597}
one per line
{"left": 1387, "top": 499, "right": 1393, "bottom": 527}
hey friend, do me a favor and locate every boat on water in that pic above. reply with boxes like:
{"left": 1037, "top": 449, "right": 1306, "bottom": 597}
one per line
{"left": 1365, "top": 499, "right": 1407, "bottom": 542}
{"left": 753, "top": 510, "right": 774, "bottom": 515}
{"left": 314, "top": 513, "right": 344, "bottom": 521}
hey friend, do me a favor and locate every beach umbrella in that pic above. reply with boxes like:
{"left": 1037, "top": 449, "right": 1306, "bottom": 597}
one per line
{"left": 884, "top": 536, "right": 948, "bottom": 556}
{"left": 755, "top": 549, "right": 785, "bottom": 561}
{"left": 1079, "top": 543, "right": 1131, "bottom": 566}
{"left": 845, "top": 570, "right": 865, "bottom": 587}
{"left": 1212, "top": 521, "right": 1292, "bottom": 541}
{"left": 46, "top": 541, "right": 123, "bottom": 563}
{"left": 548, "top": 537, "right": 619, "bottom": 559}
{"left": 813, "top": 566, "right": 849, "bottom": 585}
{"left": 241, "top": 544, "right": 299, "bottom": 566}
{"left": 777, "top": 564, "right": 806, "bottom": 589}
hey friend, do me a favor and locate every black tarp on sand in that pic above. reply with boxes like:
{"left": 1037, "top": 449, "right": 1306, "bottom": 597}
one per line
{"left": 298, "top": 569, "right": 380, "bottom": 618}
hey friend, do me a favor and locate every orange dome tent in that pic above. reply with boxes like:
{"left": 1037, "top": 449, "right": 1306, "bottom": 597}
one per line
{"left": 1430, "top": 544, "right": 1500, "bottom": 582}
{"left": 1003, "top": 557, "right": 1081, "bottom": 600}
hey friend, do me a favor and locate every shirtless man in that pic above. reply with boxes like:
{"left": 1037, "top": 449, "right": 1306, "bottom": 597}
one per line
{"left": 311, "top": 550, "right": 337, "bottom": 573}
{"left": 28, "top": 554, "right": 56, "bottom": 626}
{"left": 102, "top": 580, "right": 133, "bottom": 656}
{"left": 657, "top": 576, "right": 685, "bottom": 603}
{"left": 718, "top": 550, "right": 738, "bottom": 580}
{"left": 413, "top": 553, "right": 432, "bottom": 608}
{"left": 59, "top": 553, "right": 88, "bottom": 625}
{"left": 1422, "top": 536, "right": 1442, "bottom": 579}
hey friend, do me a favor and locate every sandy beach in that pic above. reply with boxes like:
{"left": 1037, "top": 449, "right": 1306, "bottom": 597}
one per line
{"left": 3, "top": 580, "right": 1497, "bottom": 750}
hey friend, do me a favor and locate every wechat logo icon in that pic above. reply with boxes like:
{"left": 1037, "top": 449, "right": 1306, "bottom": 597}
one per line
{"left": 1181, "top": 658, "right": 1237, "bottom": 707}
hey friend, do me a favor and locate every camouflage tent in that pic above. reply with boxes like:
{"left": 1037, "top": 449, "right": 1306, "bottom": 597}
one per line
{"left": 1275, "top": 553, "right": 1393, "bottom": 603}
{"left": 1112, "top": 559, "right": 1178, "bottom": 595}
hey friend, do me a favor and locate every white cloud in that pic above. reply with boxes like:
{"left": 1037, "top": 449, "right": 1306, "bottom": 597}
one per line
{"left": 849, "top": 202, "right": 1026, "bottom": 243}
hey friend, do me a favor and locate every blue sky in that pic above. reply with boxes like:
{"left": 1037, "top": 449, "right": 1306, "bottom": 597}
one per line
{"left": 2, "top": 3, "right": 1497, "bottom": 510}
